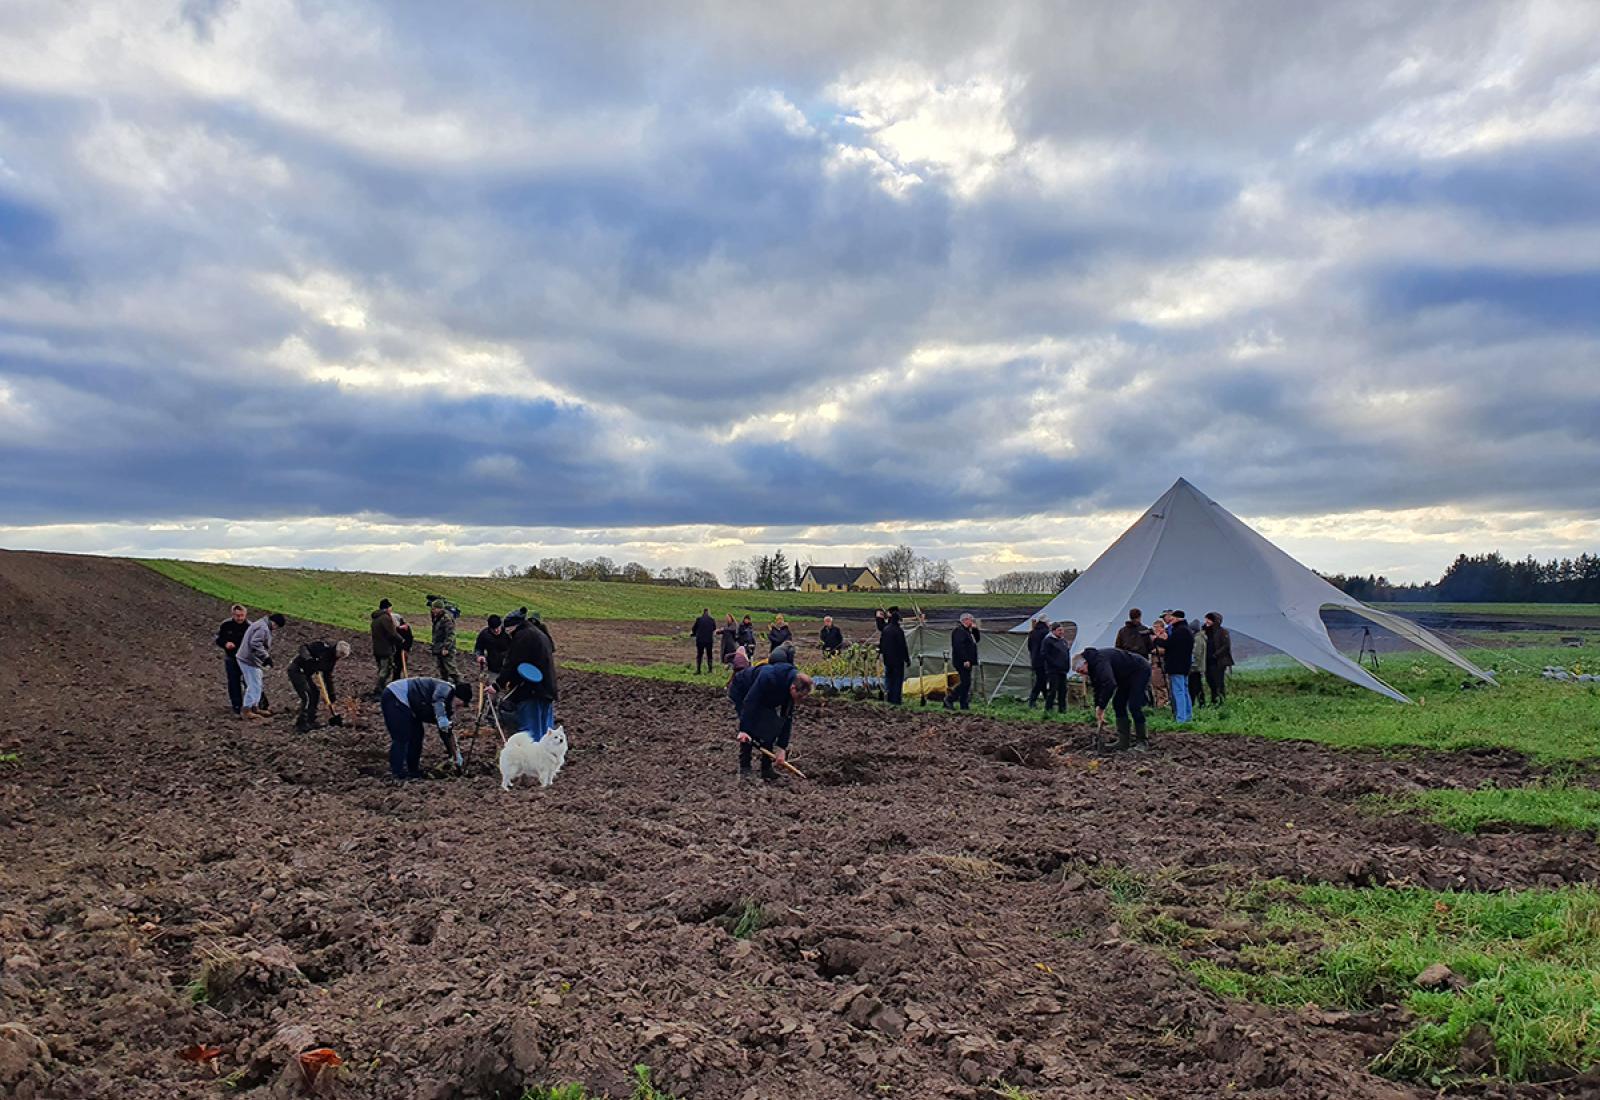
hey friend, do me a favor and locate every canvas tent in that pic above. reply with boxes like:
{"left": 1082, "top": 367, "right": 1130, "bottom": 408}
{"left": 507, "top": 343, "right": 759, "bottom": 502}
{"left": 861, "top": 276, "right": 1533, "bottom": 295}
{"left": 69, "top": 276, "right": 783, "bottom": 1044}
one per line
{"left": 1010, "top": 478, "right": 1494, "bottom": 703}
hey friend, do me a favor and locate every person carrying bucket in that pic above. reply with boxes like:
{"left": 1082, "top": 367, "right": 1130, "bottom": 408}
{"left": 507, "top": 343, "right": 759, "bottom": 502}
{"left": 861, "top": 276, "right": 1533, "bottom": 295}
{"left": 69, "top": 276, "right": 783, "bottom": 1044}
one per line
{"left": 494, "top": 608, "right": 558, "bottom": 740}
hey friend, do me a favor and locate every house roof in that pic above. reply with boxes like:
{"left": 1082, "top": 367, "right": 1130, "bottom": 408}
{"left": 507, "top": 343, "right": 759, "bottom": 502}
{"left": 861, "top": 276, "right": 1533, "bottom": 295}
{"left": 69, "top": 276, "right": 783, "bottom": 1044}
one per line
{"left": 802, "top": 565, "right": 878, "bottom": 586}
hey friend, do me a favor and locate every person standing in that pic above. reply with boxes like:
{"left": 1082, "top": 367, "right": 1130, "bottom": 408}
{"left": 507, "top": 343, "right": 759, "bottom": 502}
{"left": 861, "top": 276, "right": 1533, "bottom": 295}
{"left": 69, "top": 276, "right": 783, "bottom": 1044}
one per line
{"left": 429, "top": 599, "right": 459, "bottom": 681}
{"left": 287, "top": 639, "right": 350, "bottom": 732}
{"left": 1157, "top": 611, "right": 1194, "bottom": 722}
{"left": 1040, "top": 623, "right": 1073, "bottom": 713}
{"left": 818, "top": 615, "right": 844, "bottom": 656}
{"left": 474, "top": 614, "right": 511, "bottom": 674}
{"left": 735, "top": 661, "right": 813, "bottom": 782}
{"left": 767, "top": 614, "right": 792, "bottom": 653}
{"left": 692, "top": 609, "right": 717, "bottom": 673}
{"left": 879, "top": 606, "right": 910, "bottom": 705}
{"left": 214, "top": 604, "right": 249, "bottom": 716}
{"left": 1115, "top": 609, "right": 1153, "bottom": 657}
{"left": 370, "top": 599, "right": 403, "bottom": 697}
{"left": 1074, "top": 646, "right": 1153, "bottom": 752}
{"left": 238, "top": 613, "right": 286, "bottom": 719}
{"left": 719, "top": 614, "right": 739, "bottom": 665}
{"left": 1188, "top": 616, "right": 1208, "bottom": 708}
{"left": 737, "top": 615, "right": 758, "bottom": 656}
{"left": 1025, "top": 617, "right": 1050, "bottom": 707}
{"left": 496, "top": 609, "right": 559, "bottom": 740}
{"left": 1203, "top": 612, "right": 1234, "bottom": 703}
{"left": 379, "top": 677, "right": 472, "bottom": 780}
{"left": 945, "top": 613, "right": 980, "bottom": 711}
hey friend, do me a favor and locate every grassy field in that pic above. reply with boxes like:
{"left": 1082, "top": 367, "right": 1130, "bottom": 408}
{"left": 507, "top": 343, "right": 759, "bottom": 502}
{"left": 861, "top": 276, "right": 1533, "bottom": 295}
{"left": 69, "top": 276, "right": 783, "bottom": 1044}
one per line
{"left": 1375, "top": 781, "right": 1600, "bottom": 840}
{"left": 1104, "top": 872, "right": 1600, "bottom": 1083}
{"left": 139, "top": 558, "right": 1037, "bottom": 628}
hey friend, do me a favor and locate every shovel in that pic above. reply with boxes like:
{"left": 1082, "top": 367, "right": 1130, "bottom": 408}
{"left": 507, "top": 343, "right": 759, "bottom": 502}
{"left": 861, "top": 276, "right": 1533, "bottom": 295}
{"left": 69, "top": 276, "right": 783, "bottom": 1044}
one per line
{"left": 1092, "top": 714, "right": 1106, "bottom": 752}
{"left": 757, "top": 745, "right": 807, "bottom": 780}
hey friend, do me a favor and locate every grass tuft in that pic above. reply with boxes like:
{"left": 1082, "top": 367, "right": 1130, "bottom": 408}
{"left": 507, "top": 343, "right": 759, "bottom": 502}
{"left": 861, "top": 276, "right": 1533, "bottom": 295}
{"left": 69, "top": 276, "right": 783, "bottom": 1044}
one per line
{"left": 730, "top": 899, "right": 766, "bottom": 940}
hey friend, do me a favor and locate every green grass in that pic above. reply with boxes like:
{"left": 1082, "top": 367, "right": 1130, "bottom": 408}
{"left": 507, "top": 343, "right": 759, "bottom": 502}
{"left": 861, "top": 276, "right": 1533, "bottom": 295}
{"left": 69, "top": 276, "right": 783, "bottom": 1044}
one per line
{"left": 976, "top": 645, "right": 1600, "bottom": 762}
{"left": 731, "top": 899, "right": 767, "bottom": 940}
{"left": 139, "top": 557, "right": 1031, "bottom": 629}
{"left": 1378, "top": 781, "right": 1600, "bottom": 838}
{"left": 520, "top": 1067, "right": 679, "bottom": 1100}
{"left": 1111, "top": 877, "right": 1600, "bottom": 1082}
{"left": 0, "top": 751, "right": 18, "bottom": 766}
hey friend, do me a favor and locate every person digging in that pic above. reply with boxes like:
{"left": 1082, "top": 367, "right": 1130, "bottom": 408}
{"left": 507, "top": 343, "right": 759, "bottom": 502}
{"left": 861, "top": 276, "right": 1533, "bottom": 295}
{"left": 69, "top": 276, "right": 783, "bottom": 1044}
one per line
{"left": 287, "top": 639, "right": 351, "bottom": 733}
{"left": 379, "top": 677, "right": 473, "bottom": 781}
{"left": 1074, "top": 646, "right": 1153, "bottom": 753}
{"left": 735, "top": 661, "right": 812, "bottom": 782}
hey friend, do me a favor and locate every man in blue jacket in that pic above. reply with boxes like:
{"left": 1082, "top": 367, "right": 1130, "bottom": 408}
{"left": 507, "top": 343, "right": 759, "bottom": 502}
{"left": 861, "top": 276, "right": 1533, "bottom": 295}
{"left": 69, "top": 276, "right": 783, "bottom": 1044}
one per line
{"left": 736, "top": 662, "right": 813, "bottom": 781}
{"left": 1074, "top": 646, "right": 1153, "bottom": 752}
{"left": 380, "top": 677, "right": 473, "bottom": 780}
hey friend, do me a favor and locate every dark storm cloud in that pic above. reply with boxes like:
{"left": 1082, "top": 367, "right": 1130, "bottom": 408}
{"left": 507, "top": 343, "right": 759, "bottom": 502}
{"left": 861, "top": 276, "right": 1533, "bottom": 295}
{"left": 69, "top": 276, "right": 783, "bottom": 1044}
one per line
{"left": 1, "top": 0, "right": 1598, "bottom": 542}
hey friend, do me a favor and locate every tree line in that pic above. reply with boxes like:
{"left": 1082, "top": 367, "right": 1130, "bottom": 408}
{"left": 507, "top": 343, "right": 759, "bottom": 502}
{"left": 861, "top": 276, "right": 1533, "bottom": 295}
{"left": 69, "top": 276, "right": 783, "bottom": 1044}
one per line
{"left": 982, "top": 568, "right": 1082, "bottom": 594}
{"left": 489, "top": 557, "right": 721, "bottom": 588}
{"left": 1322, "top": 552, "right": 1600, "bottom": 604}
{"left": 721, "top": 544, "right": 959, "bottom": 592}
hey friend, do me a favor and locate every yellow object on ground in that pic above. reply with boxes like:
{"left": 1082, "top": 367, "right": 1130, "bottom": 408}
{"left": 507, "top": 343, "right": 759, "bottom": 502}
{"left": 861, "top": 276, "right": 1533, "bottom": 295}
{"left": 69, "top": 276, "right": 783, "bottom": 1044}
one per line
{"left": 903, "top": 671, "right": 959, "bottom": 701}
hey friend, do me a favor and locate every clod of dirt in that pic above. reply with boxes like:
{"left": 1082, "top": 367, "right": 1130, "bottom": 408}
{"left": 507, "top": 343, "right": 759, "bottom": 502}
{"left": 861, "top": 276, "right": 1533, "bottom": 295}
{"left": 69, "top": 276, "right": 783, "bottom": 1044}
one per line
{"left": 0, "top": 1023, "right": 53, "bottom": 1098}
{"left": 980, "top": 739, "right": 1059, "bottom": 769}
{"left": 201, "top": 944, "right": 307, "bottom": 1010}
{"left": 1413, "top": 962, "right": 1462, "bottom": 991}
{"left": 81, "top": 907, "right": 120, "bottom": 932}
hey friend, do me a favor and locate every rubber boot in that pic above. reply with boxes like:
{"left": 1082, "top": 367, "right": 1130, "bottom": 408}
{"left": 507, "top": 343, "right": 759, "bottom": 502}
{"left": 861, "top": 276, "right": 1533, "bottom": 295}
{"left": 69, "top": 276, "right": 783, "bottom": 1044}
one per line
{"left": 1111, "top": 718, "right": 1131, "bottom": 752}
{"left": 738, "top": 741, "right": 754, "bottom": 780}
{"left": 1132, "top": 715, "right": 1150, "bottom": 752}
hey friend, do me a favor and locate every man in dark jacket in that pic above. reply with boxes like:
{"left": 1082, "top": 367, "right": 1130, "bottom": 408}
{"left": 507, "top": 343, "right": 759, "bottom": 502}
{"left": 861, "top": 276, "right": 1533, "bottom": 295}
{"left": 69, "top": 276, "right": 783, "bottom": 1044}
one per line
{"left": 692, "top": 609, "right": 717, "bottom": 673}
{"left": 474, "top": 614, "right": 511, "bottom": 674}
{"left": 379, "top": 677, "right": 472, "bottom": 780}
{"left": 819, "top": 616, "right": 845, "bottom": 656}
{"left": 370, "top": 599, "right": 403, "bottom": 697}
{"left": 1156, "top": 611, "right": 1195, "bottom": 722}
{"left": 214, "top": 604, "right": 249, "bottom": 716}
{"left": 878, "top": 607, "right": 910, "bottom": 705}
{"left": 1114, "top": 609, "right": 1153, "bottom": 657}
{"left": 496, "top": 610, "right": 559, "bottom": 740}
{"left": 288, "top": 639, "right": 351, "bottom": 732}
{"left": 1039, "top": 623, "right": 1073, "bottom": 712}
{"left": 735, "top": 661, "right": 813, "bottom": 781}
{"left": 1203, "top": 612, "right": 1234, "bottom": 703}
{"left": 1025, "top": 618, "right": 1050, "bottom": 707}
{"left": 945, "top": 613, "right": 980, "bottom": 711}
{"left": 1074, "top": 646, "right": 1153, "bottom": 752}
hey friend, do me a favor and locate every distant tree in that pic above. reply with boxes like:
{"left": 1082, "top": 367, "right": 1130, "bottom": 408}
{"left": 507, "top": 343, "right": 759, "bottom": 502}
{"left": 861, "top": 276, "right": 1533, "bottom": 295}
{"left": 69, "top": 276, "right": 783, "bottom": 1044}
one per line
{"left": 724, "top": 560, "right": 752, "bottom": 589}
{"left": 983, "top": 568, "right": 1078, "bottom": 595}
{"left": 620, "top": 561, "right": 653, "bottom": 584}
{"left": 868, "top": 545, "right": 917, "bottom": 592}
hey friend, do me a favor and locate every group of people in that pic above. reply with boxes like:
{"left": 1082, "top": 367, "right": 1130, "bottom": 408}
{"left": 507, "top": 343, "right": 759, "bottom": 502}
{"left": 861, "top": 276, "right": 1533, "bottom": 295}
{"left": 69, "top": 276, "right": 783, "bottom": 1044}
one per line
{"left": 1021, "top": 608, "right": 1236, "bottom": 750}
{"left": 213, "top": 595, "right": 561, "bottom": 781}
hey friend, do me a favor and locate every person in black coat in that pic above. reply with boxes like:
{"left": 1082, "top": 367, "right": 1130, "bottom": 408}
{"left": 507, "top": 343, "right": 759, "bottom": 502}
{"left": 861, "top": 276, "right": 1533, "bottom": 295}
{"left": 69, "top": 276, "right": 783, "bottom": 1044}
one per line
{"left": 288, "top": 639, "right": 350, "bottom": 732}
{"left": 945, "top": 613, "right": 980, "bottom": 711}
{"left": 819, "top": 616, "right": 845, "bottom": 656}
{"left": 692, "top": 609, "right": 717, "bottom": 673}
{"left": 474, "top": 615, "right": 511, "bottom": 674}
{"left": 1074, "top": 646, "right": 1153, "bottom": 752}
{"left": 495, "top": 610, "right": 559, "bottom": 739}
{"left": 1025, "top": 618, "right": 1050, "bottom": 707}
{"left": 1155, "top": 611, "right": 1195, "bottom": 722}
{"left": 878, "top": 607, "right": 910, "bottom": 705}
{"left": 735, "top": 662, "right": 813, "bottom": 781}
{"left": 1039, "top": 623, "right": 1073, "bottom": 712}
{"left": 719, "top": 613, "right": 739, "bottom": 665}
{"left": 767, "top": 614, "right": 792, "bottom": 653}
{"left": 214, "top": 604, "right": 249, "bottom": 716}
{"left": 1203, "top": 612, "right": 1234, "bottom": 703}
{"left": 737, "top": 615, "right": 758, "bottom": 655}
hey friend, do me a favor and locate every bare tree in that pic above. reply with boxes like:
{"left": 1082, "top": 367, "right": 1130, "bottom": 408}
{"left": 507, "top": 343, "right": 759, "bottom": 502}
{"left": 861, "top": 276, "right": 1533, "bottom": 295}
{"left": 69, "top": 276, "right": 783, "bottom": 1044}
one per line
{"left": 724, "top": 560, "right": 753, "bottom": 589}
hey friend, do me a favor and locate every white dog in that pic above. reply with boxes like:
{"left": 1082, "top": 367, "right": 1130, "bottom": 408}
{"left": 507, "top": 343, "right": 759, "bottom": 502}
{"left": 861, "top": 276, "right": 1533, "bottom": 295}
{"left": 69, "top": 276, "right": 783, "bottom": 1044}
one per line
{"left": 498, "top": 725, "right": 568, "bottom": 791}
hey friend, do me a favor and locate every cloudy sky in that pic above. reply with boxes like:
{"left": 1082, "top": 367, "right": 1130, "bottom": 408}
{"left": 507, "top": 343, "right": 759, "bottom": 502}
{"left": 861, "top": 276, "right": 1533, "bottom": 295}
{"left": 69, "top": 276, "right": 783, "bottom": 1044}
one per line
{"left": 2, "top": 1, "right": 1598, "bottom": 587}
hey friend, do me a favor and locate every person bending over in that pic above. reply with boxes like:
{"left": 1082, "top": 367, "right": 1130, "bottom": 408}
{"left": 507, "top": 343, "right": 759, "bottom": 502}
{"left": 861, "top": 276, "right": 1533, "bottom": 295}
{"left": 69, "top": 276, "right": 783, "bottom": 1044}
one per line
{"left": 288, "top": 639, "right": 351, "bottom": 732}
{"left": 379, "top": 677, "right": 472, "bottom": 780}
{"left": 1074, "top": 646, "right": 1153, "bottom": 752}
{"left": 736, "top": 661, "right": 813, "bottom": 781}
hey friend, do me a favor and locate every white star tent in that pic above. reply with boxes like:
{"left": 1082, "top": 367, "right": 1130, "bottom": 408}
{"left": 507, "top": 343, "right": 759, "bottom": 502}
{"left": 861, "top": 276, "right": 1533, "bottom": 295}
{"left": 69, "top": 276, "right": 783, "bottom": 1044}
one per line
{"left": 1014, "top": 478, "right": 1495, "bottom": 702}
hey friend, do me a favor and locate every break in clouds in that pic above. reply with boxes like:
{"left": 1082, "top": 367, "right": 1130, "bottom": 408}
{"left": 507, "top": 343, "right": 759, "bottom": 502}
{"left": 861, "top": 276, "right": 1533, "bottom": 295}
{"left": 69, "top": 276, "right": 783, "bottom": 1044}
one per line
{"left": 1, "top": 1, "right": 1598, "bottom": 584}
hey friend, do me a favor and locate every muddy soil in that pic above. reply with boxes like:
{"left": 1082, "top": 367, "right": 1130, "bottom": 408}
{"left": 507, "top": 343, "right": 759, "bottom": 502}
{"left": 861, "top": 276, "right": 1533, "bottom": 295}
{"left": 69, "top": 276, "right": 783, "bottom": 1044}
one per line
{"left": 1, "top": 549, "right": 1596, "bottom": 1100}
